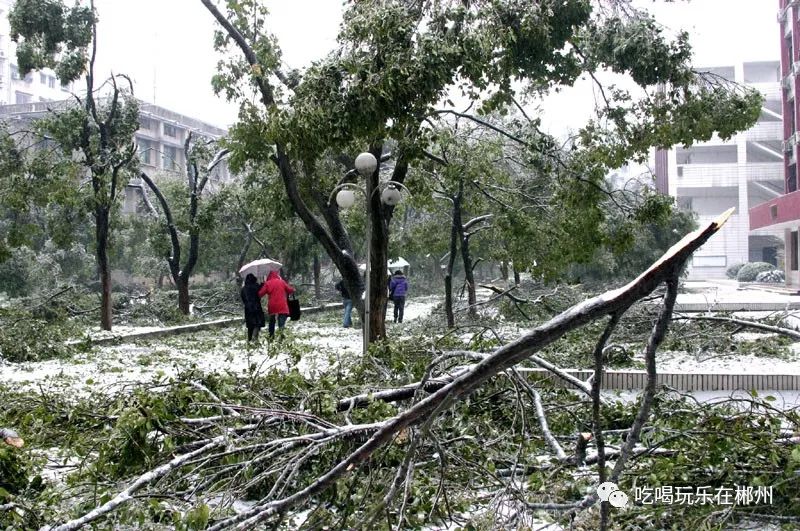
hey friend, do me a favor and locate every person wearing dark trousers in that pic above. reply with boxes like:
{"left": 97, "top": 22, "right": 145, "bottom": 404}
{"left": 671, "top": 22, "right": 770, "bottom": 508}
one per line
{"left": 262, "top": 270, "right": 296, "bottom": 339}
{"left": 335, "top": 279, "right": 353, "bottom": 328}
{"left": 240, "top": 273, "right": 267, "bottom": 342}
{"left": 388, "top": 270, "right": 409, "bottom": 323}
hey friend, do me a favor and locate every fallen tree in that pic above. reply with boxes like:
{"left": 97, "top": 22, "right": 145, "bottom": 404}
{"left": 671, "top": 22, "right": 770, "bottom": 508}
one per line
{"left": 30, "top": 210, "right": 760, "bottom": 531}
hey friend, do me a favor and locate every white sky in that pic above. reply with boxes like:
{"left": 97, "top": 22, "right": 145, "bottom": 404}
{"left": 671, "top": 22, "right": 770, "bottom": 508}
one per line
{"left": 89, "top": 1, "right": 778, "bottom": 131}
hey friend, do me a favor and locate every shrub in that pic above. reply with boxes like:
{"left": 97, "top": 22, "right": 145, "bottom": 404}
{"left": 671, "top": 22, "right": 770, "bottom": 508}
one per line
{"left": 726, "top": 263, "right": 745, "bottom": 279}
{"left": 736, "top": 262, "right": 775, "bottom": 282}
{"left": 755, "top": 269, "right": 785, "bottom": 283}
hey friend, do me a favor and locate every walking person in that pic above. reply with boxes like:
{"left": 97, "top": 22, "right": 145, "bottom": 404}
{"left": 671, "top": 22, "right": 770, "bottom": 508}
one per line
{"left": 388, "top": 270, "right": 409, "bottom": 323}
{"left": 263, "top": 270, "right": 296, "bottom": 339}
{"left": 240, "top": 273, "right": 267, "bottom": 342}
{"left": 335, "top": 278, "right": 354, "bottom": 328}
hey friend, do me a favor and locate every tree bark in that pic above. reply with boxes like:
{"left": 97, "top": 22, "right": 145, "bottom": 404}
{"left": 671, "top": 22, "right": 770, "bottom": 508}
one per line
{"left": 459, "top": 224, "right": 477, "bottom": 317}
{"left": 444, "top": 186, "right": 462, "bottom": 328}
{"left": 367, "top": 145, "right": 388, "bottom": 342}
{"left": 313, "top": 254, "right": 321, "bottom": 299}
{"left": 96, "top": 206, "right": 112, "bottom": 331}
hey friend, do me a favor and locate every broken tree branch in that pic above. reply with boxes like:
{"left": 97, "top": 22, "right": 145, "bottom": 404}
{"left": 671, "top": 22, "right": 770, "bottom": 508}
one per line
{"left": 215, "top": 210, "right": 734, "bottom": 529}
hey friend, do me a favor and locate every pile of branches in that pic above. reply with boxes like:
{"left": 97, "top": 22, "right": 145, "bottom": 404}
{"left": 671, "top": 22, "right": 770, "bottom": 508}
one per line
{"left": 3, "top": 211, "right": 799, "bottom": 530}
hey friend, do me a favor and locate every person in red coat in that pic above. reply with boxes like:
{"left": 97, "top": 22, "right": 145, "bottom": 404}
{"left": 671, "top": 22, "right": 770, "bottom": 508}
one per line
{"left": 262, "top": 270, "right": 296, "bottom": 339}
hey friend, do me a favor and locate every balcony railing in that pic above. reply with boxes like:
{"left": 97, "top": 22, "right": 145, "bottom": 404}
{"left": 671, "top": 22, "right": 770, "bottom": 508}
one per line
{"left": 677, "top": 163, "right": 783, "bottom": 185}
{"left": 745, "top": 122, "right": 783, "bottom": 141}
{"left": 746, "top": 162, "right": 786, "bottom": 182}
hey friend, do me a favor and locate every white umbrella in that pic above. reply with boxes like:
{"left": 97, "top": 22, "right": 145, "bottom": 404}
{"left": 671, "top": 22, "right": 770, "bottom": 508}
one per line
{"left": 239, "top": 258, "right": 282, "bottom": 279}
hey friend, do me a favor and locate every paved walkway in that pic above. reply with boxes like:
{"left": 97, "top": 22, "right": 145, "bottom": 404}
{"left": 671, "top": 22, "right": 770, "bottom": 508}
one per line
{"left": 675, "top": 279, "right": 800, "bottom": 311}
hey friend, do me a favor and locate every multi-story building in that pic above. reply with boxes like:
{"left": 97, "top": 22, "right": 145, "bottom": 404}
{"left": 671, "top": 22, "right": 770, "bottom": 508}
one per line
{"left": 658, "top": 60, "right": 784, "bottom": 279}
{"left": 749, "top": 1, "right": 800, "bottom": 288}
{"left": 0, "top": 0, "right": 77, "bottom": 105}
{"left": 128, "top": 101, "right": 230, "bottom": 213}
{"left": 0, "top": 98, "right": 230, "bottom": 214}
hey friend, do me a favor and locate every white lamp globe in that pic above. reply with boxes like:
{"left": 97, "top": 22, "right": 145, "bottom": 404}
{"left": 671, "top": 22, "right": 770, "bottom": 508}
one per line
{"left": 354, "top": 152, "right": 378, "bottom": 176}
{"left": 336, "top": 189, "right": 356, "bottom": 209}
{"left": 381, "top": 185, "right": 402, "bottom": 206}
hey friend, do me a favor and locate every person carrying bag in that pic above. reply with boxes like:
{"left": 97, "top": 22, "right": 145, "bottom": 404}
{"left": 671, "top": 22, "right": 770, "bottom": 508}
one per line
{"left": 287, "top": 292, "right": 301, "bottom": 321}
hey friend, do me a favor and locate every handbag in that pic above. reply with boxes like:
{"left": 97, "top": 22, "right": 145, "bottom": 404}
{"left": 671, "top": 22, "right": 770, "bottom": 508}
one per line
{"left": 287, "top": 292, "right": 301, "bottom": 321}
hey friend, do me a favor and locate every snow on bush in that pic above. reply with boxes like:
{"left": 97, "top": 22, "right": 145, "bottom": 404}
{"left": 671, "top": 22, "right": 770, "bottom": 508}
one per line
{"left": 736, "top": 262, "right": 776, "bottom": 282}
{"left": 755, "top": 269, "right": 785, "bottom": 283}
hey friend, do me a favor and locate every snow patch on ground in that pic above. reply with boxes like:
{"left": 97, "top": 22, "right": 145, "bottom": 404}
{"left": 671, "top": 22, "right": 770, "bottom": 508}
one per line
{"left": 0, "top": 297, "right": 440, "bottom": 394}
{"left": 656, "top": 350, "right": 800, "bottom": 374}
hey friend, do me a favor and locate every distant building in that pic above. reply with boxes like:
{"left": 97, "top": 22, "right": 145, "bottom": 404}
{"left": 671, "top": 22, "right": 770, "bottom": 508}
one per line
{"left": 0, "top": 98, "right": 231, "bottom": 214}
{"left": 656, "top": 60, "right": 784, "bottom": 279}
{"left": 749, "top": 1, "right": 800, "bottom": 289}
{"left": 129, "top": 101, "right": 231, "bottom": 213}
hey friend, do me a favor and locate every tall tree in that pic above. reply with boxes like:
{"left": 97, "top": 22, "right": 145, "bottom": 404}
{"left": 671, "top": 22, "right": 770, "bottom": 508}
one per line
{"left": 202, "top": 0, "right": 761, "bottom": 342}
{"left": 10, "top": 0, "right": 139, "bottom": 330}
{"left": 139, "top": 134, "right": 229, "bottom": 315}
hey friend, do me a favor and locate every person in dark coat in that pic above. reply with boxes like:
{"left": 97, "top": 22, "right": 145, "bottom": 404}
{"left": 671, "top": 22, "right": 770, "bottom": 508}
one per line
{"left": 388, "top": 270, "right": 409, "bottom": 323}
{"left": 240, "top": 273, "right": 267, "bottom": 342}
{"left": 263, "top": 270, "right": 296, "bottom": 339}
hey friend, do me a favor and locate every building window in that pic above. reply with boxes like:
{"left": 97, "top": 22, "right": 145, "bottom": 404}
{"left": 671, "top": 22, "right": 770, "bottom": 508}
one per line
{"left": 14, "top": 91, "right": 32, "bottom": 104}
{"left": 676, "top": 145, "right": 738, "bottom": 164}
{"left": 163, "top": 123, "right": 178, "bottom": 137}
{"left": 24, "top": 72, "right": 32, "bottom": 83}
{"left": 139, "top": 117, "right": 152, "bottom": 130}
{"left": 789, "top": 165, "right": 798, "bottom": 193}
{"left": 162, "top": 145, "right": 178, "bottom": 171}
{"left": 10, "top": 64, "right": 19, "bottom": 80}
{"left": 48, "top": 76, "right": 56, "bottom": 88}
{"left": 138, "top": 139, "right": 153, "bottom": 165}
{"left": 691, "top": 256, "right": 726, "bottom": 268}
{"left": 39, "top": 73, "right": 46, "bottom": 84}
{"left": 791, "top": 231, "right": 799, "bottom": 271}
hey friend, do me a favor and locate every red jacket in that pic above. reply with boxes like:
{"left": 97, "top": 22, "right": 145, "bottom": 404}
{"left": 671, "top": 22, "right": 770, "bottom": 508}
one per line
{"left": 260, "top": 270, "right": 295, "bottom": 315}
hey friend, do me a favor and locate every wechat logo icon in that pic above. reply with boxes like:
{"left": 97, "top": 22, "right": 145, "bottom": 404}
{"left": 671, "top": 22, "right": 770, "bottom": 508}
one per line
{"left": 597, "top": 481, "right": 629, "bottom": 508}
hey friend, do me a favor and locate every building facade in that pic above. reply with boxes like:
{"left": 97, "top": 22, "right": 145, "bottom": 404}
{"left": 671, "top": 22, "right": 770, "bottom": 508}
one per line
{"left": 749, "top": 1, "right": 800, "bottom": 288}
{"left": 127, "top": 101, "right": 230, "bottom": 213}
{"left": 0, "top": 98, "right": 230, "bottom": 214}
{"left": 660, "top": 60, "right": 784, "bottom": 279}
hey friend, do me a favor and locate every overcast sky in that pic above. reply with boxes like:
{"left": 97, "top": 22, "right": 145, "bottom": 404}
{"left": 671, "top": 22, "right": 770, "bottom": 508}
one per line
{"left": 89, "top": 1, "right": 779, "bottom": 131}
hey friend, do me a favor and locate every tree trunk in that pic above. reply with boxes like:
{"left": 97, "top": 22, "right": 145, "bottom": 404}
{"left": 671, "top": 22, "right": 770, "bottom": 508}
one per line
{"left": 514, "top": 267, "right": 521, "bottom": 286}
{"left": 96, "top": 207, "right": 113, "bottom": 331}
{"left": 367, "top": 149, "right": 388, "bottom": 342}
{"left": 444, "top": 188, "right": 462, "bottom": 328}
{"left": 313, "top": 254, "right": 321, "bottom": 299}
{"left": 459, "top": 225, "right": 477, "bottom": 317}
{"left": 500, "top": 261, "right": 508, "bottom": 281}
{"left": 177, "top": 279, "right": 190, "bottom": 315}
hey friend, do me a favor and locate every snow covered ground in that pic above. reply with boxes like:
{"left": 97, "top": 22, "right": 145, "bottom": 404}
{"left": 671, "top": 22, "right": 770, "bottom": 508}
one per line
{"left": 3, "top": 281, "right": 800, "bottom": 400}
{"left": 0, "top": 296, "right": 441, "bottom": 394}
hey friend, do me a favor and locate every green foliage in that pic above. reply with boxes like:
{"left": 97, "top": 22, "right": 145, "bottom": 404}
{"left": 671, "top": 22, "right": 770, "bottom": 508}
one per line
{"left": 0, "top": 446, "right": 30, "bottom": 495}
{"left": 568, "top": 193, "right": 697, "bottom": 283}
{"left": 0, "top": 305, "right": 79, "bottom": 362}
{"left": 737, "top": 262, "right": 776, "bottom": 282}
{"left": 9, "top": 0, "right": 94, "bottom": 82}
{"left": 726, "top": 262, "right": 745, "bottom": 279}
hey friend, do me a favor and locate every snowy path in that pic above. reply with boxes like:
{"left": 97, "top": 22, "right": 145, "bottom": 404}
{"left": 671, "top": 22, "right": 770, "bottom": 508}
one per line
{"left": 4, "top": 280, "right": 800, "bottom": 398}
{"left": 0, "top": 296, "right": 440, "bottom": 394}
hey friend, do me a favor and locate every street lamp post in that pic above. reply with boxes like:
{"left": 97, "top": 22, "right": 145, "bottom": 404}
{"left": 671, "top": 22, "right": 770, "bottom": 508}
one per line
{"left": 328, "top": 152, "right": 411, "bottom": 357}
